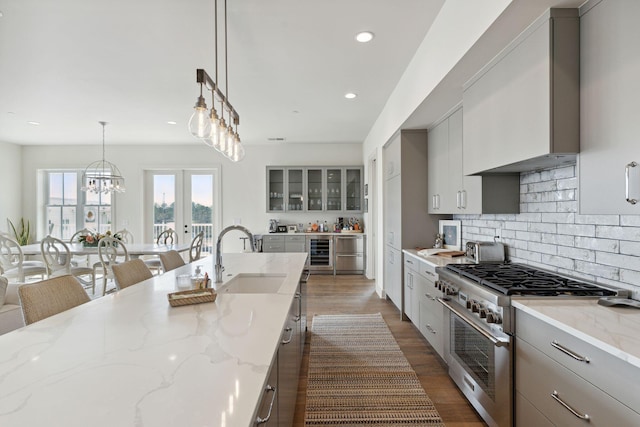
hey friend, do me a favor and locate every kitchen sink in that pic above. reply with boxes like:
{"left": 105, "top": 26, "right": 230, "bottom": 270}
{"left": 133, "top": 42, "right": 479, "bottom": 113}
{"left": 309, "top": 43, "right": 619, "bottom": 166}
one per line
{"left": 220, "top": 273, "right": 287, "bottom": 294}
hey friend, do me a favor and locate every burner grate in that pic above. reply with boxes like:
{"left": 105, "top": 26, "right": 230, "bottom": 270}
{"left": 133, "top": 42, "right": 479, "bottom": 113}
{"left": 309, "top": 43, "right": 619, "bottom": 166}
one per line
{"left": 445, "top": 263, "right": 616, "bottom": 296}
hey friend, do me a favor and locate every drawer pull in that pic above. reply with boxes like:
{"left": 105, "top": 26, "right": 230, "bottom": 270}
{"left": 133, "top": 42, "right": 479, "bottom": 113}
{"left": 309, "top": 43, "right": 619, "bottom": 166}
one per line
{"left": 425, "top": 324, "right": 436, "bottom": 334}
{"left": 551, "top": 390, "right": 590, "bottom": 421}
{"left": 551, "top": 340, "right": 590, "bottom": 363}
{"left": 256, "top": 385, "right": 277, "bottom": 424}
{"left": 282, "top": 327, "right": 294, "bottom": 344}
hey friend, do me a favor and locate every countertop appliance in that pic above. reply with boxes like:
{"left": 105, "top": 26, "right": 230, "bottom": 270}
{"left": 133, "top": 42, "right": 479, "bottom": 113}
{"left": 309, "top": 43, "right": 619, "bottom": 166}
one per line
{"left": 268, "top": 219, "right": 278, "bottom": 233}
{"left": 465, "top": 241, "right": 505, "bottom": 263}
{"left": 435, "top": 262, "right": 629, "bottom": 427}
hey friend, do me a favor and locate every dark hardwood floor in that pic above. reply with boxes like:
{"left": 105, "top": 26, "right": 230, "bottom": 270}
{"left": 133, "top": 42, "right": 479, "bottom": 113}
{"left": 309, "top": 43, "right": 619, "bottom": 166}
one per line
{"left": 293, "top": 274, "right": 487, "bottom": 427}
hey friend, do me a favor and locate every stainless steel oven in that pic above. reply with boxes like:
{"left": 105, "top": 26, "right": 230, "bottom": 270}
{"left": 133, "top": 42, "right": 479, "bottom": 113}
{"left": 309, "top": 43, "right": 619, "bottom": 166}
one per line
{"left": 439, "top": 297, "right": 511, "bottom": 427}
{"left": 306, "top": 235, "right": 333, "bottom": 272}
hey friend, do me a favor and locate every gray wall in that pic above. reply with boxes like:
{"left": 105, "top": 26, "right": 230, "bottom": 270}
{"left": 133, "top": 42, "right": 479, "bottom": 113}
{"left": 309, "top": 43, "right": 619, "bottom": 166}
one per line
{"left": 0, "top": 142, "right": 23, "bottom": 235}
{"left": 456, "top": 164, "right": 640, "bottom": 298}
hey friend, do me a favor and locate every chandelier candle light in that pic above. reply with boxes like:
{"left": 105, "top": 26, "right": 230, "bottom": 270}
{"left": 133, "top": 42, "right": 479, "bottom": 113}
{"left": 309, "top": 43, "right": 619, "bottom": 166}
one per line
{"left": 81, "top": 121, "right": 125, "bottom": 194}
{"left": 189, "top": 0, "right": 244, "bottom": 162}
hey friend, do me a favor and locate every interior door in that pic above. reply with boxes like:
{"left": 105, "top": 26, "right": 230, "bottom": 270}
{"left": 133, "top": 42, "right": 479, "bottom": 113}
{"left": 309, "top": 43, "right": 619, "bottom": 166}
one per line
{"left": 145, "top": 169, "right": 219, "bottom": 254}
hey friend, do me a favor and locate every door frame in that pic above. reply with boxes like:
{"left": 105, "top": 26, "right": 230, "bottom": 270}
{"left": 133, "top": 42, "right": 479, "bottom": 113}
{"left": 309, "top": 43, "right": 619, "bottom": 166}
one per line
{"left": 143, "top": 168, "right": 221, "bottom": 245}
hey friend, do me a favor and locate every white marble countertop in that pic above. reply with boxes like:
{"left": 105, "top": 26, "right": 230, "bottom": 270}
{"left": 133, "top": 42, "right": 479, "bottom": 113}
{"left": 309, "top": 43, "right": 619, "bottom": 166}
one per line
{"left": 512, "top": 298, "right": 640, "bottom": 370}
{"left": 0, "top": 252, "right": 307, "bottom": 427}
{"left": 402, "top": 248, "right": 470, "bottom": 268}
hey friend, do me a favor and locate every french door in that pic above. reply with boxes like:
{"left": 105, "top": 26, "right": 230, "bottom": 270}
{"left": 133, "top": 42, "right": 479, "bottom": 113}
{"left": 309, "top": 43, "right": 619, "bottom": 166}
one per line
{"left": 144, "top": 169, "right": 220, "bottom": 254}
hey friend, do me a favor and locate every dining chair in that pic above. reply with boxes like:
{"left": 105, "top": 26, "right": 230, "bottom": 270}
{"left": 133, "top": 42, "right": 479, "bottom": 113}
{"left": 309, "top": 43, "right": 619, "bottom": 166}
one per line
{"left": 69, "top": 228, "right": 95, "bottom": 267}
{"left": 115, "top": 228, "right": 134, "bottom": 244}
{"left": 144, "top": 228, "right": 178, "bottom": 275}
{"left": 18, "top": 274, "right": 90, "bottom": 325}
{"left": 111, "top": 259, "right": 153, "bottom": 290}
{"left": 189, "top": 231, "right": 205, "bottom": 262}
{"left": 40, "top": 235, "right": 96, "bottom": 293}
{"left": 0, "top": 234, "right": 47, "bottom": 283}
{"left": 95, "top": 236, "right": 129, "bottom": 296}
{"left": 158, "top": 250, "right": 185, "bottom": 272}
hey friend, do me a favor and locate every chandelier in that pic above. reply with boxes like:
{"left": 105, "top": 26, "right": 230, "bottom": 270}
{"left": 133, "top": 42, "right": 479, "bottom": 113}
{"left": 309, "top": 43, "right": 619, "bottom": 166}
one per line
{"left": 189, "top": 0, "right": 244, "bottom": 162}
{"left": 81, "top": 121, "right": 125, "bottom": 194}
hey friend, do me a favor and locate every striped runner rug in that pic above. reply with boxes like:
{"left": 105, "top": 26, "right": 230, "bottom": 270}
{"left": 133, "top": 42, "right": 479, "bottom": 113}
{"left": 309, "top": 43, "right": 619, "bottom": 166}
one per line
{"left": 304, "top": 313, "right": 445, "bottom": 426}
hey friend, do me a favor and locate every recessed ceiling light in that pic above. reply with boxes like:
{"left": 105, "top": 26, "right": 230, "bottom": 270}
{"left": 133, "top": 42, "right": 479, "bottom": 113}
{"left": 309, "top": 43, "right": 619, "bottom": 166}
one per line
{"left": 167, "top": 121, "right": 177, "bottom": 125}
{"left": 355, "top": 31, "right": 374, "bottom": 43}
{"left": 27, "top": 121, "right": 40, "bottom": 126}
{"left": 344, "top": 93, "right": 357, "bottom": 99}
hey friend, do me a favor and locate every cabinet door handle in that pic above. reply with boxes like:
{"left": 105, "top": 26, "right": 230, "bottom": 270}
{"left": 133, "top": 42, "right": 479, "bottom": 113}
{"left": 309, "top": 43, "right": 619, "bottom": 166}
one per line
{"left": 425, "top": 293, "right": 436, "bottom": 301}
{"left": 406, "top": 259, "right": 414, "bottom": 264}
{"left": 456, "top": 191, "right": 461, "bottom": 209}
{"left": 256, "top": 385, "right": 277, "bottom": 424}
{"left": 282, "top": 327, "right": 294, "bottom": 344}
{"left": 550, "top": 340, "right": 590, "bottom": 363}
{"left": 425, "top": 324, "right": 437, "bottom": 334}
{"left": 461, "top": 190, "right": 467, "bottom": 209}
{"left": 551, "top": 390, "right": 590, "bottom": 420}
{"left": 626, "top": 161, "right": 638, "bottom": 204}
{"left": 436, "top": 194, "right": 440, "bottom": 210}
{"left": 423, "top": 270, "right": 436, "bottom": 278}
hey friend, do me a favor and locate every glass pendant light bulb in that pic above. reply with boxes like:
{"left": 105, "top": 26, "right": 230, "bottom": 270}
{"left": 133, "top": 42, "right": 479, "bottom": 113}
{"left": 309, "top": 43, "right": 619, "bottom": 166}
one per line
{"left": 224, "top": 127, "right": 235, "bottom": 158}
{"left": 203, "top": 107, "right": 220, "bottom": 148}
{"left": 188, "top": 94, "right": 211, "bottom": 138}
{"left": 231, "top": 138, "right": 245, "bottom": 162}
{"left": 218, "top": 118, "right": 229, "bottom": 154}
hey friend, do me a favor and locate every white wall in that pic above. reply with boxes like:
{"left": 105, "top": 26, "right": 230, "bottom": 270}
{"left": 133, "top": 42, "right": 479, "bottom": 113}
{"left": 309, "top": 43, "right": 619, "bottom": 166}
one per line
{"left": 20, "top": 142, "right": 363, "bottom": 252}
{"left": 457, "top": 165, "right": 640, "bottom": 298}
{"left": 0, "top": 142, "right": 23, "bottom": 235}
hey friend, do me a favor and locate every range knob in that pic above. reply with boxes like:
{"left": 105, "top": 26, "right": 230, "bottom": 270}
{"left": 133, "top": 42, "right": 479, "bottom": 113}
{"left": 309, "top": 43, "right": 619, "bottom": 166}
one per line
{"left": 445, "top": 286, "right": 458, "bottom": 296}
{"left": 486, "top": 312, "right": 502, "bottom": 324}
{"left": 471, "top": 302, "right": 481, "bottom": 313}
{"left": 466, "top": 300, "right": 473, "bottom": 309}
{"left": 479, "top": 308, "right": 488, "bottom": 318}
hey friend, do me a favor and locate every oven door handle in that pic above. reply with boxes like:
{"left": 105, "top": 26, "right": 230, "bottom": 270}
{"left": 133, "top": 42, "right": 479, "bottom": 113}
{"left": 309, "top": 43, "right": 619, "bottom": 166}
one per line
{"left": 437, "top": 297, "right": 510, "bottom": 348}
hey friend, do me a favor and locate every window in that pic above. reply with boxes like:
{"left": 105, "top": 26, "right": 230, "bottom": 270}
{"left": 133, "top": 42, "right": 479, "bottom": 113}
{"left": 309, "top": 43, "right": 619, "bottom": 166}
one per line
{"left": 43, "top": 170, "right": 114, "bottom": 240}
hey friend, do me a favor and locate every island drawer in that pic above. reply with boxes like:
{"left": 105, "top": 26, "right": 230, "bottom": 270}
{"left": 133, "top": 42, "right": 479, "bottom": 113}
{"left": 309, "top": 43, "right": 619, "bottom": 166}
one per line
{"left": 516, "top": 337, "right": 640, "bottom": 426}
{"left": 516, "top": 309, "right": 640, "bottom": 412}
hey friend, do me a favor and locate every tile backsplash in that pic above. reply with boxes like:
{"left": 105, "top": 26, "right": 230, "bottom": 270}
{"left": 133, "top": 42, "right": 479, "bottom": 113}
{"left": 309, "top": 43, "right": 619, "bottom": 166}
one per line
{"left": 455, "top": 164, "right": 640, "bottom": 298}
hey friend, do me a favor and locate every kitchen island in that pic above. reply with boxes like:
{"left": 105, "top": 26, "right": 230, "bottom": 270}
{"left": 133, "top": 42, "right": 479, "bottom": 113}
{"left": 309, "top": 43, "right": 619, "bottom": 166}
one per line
{"left": 0, "top": 252, "right": 307, "bottom": 427}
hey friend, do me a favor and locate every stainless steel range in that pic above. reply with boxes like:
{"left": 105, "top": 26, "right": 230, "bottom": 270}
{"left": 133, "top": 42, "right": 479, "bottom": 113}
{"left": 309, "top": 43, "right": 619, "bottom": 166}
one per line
{"left": 435, "top": 262, "right": 629, "bottom": 427}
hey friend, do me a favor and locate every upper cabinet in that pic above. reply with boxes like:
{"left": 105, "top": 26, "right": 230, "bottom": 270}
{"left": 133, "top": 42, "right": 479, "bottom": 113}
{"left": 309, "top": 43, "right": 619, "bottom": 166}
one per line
{"left": 428, "top": 107, "right": 519, "bottom": 214}
{"left": 267, "top": 168, "right": 285, "bottom": 211}
{"left": 463, "top": 9, "right": 579, "bottom": 175}
{"left": 267, "top": 166, "right": 363, "bottom": 213}
{"left": 579, "top": 0, "right": 640, "bottom": 214}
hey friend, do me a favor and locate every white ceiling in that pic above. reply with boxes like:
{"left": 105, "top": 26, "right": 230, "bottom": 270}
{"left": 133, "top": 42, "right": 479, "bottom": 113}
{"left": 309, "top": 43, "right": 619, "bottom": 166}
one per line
{"left": 0, "top": 0, "right": 446, "bottom": 146}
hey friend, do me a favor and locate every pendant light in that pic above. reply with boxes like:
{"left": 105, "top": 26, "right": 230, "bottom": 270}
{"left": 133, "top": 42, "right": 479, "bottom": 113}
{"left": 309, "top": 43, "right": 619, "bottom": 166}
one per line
{"left": 189, "top": 0, "right": 244, "bottom": 162}
{"left": 81, "top": 121, "right": 126, "bottom": 194}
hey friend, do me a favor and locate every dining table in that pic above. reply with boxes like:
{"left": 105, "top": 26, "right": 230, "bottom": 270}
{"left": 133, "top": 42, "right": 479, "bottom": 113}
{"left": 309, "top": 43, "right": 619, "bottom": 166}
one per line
{"left": 20, "top": 242, "right": 192, "bottom": 258}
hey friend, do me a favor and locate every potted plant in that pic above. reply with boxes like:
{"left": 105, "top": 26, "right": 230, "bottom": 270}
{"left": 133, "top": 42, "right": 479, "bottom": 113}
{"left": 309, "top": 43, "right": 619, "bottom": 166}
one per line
{"left": 8, "top": 218, "right": 31, "bottom": 245}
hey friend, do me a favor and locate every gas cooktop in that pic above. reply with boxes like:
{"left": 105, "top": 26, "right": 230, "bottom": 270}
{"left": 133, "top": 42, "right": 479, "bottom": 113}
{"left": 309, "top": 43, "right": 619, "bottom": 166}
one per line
{"left": 444, "top": 263, "right": 618, "bottom": 297}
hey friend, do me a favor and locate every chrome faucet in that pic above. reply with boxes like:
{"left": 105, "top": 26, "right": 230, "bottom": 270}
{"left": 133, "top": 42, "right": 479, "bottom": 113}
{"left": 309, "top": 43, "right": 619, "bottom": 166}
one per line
{"left": 215, "top": 225, "right": 256, "bottom": 283}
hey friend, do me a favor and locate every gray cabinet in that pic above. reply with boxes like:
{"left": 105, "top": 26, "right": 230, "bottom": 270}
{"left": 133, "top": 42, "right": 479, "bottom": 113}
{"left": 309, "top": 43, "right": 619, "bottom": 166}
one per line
{"left": 335, "top": 235, "right": 365, "bottom": 274}
{"left": 383, "top": 130, "right": 443, "bottom": 313}
{"left": 402, "top": 256, "right": 420, "bottom": 323}
{"left": 428, "top": 107, "right": 519, "bottom": 214}
{"left": 262, "top": 235, "right": 306, "bottom": 253}
{"left": 579, "top": 0, "right": 640, "bottom": 214}
{"left": 404, "top": 252, "right": 445, "bottom": 360}
{"left": 278, "top": 297, "right": 300, "bottom": 427}
{"left": 463, "top": 9, "right": 579, "bottom": 175}
{"left": 267, "top": 166, "right": 363, "bottom": 213}
{"left": 515, "top": 308, "right": 640, "bottom": 426}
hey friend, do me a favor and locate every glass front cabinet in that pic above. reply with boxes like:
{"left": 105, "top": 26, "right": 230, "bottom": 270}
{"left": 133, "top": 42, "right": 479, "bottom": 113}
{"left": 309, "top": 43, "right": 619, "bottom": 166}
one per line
{"left": 266, "top": 166, "right": 363, "bottom": 213}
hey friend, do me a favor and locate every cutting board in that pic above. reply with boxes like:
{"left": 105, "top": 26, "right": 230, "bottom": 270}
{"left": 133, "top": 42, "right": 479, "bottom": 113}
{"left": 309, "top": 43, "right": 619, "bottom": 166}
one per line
{"left": 435, "top": 250, "right": 466, "bottom": 257}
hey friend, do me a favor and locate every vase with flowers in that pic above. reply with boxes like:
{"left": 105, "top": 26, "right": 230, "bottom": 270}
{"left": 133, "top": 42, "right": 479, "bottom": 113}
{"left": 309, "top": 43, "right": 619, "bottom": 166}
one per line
{"left": 78, "top": 230, "right": 122, "bottom": 247}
